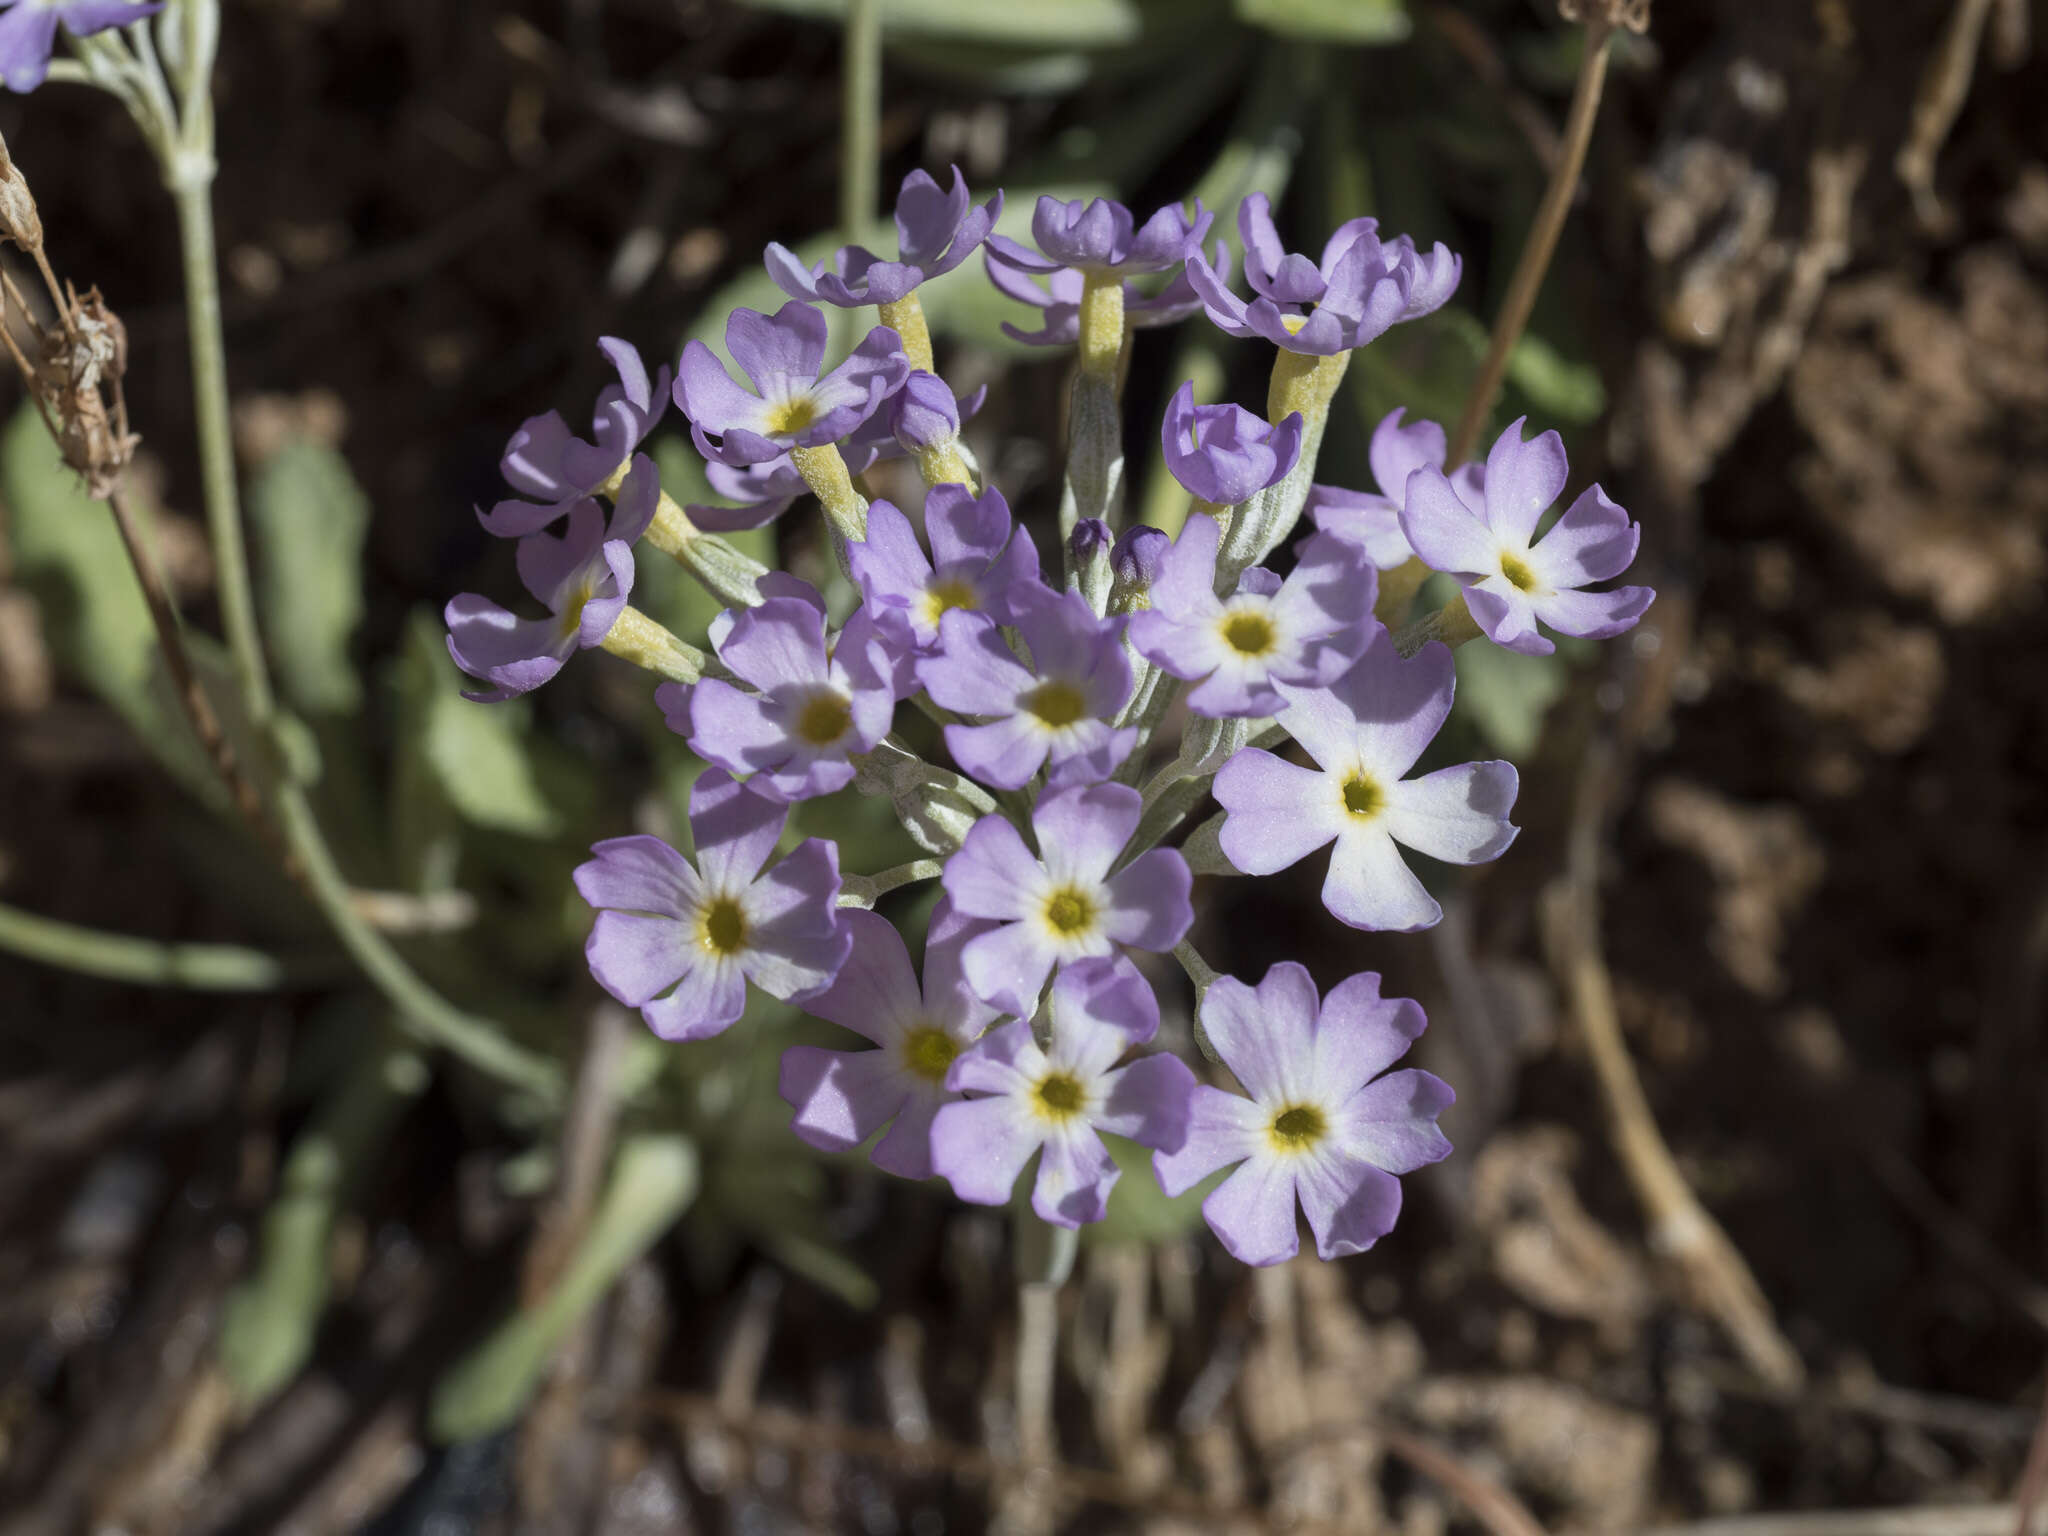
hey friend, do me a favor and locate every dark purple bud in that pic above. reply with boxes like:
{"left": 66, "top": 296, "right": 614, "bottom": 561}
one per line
{"left": 1068, "top": 517, "right": 1113, "bottom": 612}
{"left": 890, "top": 369, "right": 961, "bottom": 454}
{"left": 1109, "top": 525, "right": 1169, "bottom": 613}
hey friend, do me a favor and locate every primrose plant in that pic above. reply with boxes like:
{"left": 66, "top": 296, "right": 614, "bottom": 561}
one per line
{"left": 449, "top": 172, "right": 1651, "bottom": 1269}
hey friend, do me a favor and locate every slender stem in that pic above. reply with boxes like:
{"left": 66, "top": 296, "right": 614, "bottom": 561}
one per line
{"left": 161, "top": 116, "right": 562, "bottom": 1105}
{"left": 172, "top": 178, "right": 272, "bottom": 719}
{"left": 838, "top": 857, "right": 944, "bottom": 908}
{"left": 272, "top": 786, "right": 563, "bottom": 1104}
{"left": 0, "top": 899, "right": 327, "bottom": 990}
{"left": 1446, "top": 14, "right": 1615, "bottom": 467}
{"left": 840, "top": 0, "right": 882, "bottom": 246}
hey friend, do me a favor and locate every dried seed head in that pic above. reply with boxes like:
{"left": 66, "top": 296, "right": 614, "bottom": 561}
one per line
{"left": 0, "top": 129, "right": 42, "bottom": 254}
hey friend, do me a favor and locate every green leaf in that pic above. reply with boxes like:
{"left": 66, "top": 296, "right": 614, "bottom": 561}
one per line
{"left": 1452, "top": 637, "right": 1570, "bottom": 759}
{"left": 249, "top": 438, "right": 370, "bottom": 715}
{"left": 220, "top": 1026, "right": 424, "bottom": 1408}
{"left": 1085, "top": 1133, "right": 1226, "bottom": 1247}
{"left": 400, "top": 609, "right": 560, "bottom": 838}
{"left": 430, "top": 1134, "right": 698, "bottom": 1442}
{"left": 729, "top": 0, "right": 1146, "bottom": 47}
{"left": 2, "top": 403, "right": 157, "bottom": 719}
{"left": 1506, "top": 332, "right": 1607, "bottom": 424}
{"left": 1234, "top": 0, "right": 1408, "bottom": 44}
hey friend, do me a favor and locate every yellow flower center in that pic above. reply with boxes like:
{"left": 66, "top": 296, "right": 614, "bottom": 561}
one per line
{"left": 697, "top": 896, "right": 748, "bottom": 956}
{"left": 1280, "top": 312, "right": 1311, "bottom": 335}
{"left": 1219, "top": 609, "right": 1277, "bottom": 658}
{"left": 1267, "top": 1102, "right": 1328, "bottom": 1153}
{"left": 919, "top": 576, "right": 980, "bottom": 630}
{"left": 763, "top": 394, "right": 819, "bottom": 438}
{"left": 792, "top": 688, "right": 853, "bottom": 747}
{"left": 1034, "top": 1071, "right": 1086, "bottom": 1122}
{"left": 1341, "top": 772, "right": 1383, "bottom": 819}
{"left": 902, "top": 1025, "right": 959, "bottom": 1083}
{"left": 557, "top": 579, "right": 597, "bottom": 640}
{"left": 1499, "top": 551, "right": 1538, "bottom": 593}
{"left": 1022, "top": 680, "right": 1087, "bottom": 729}
{"left": 1042, "top": 886, "right": 1097, "bottom": 938}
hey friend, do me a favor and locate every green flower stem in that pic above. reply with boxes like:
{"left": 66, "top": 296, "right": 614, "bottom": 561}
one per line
{"left": 172, "top": 177, "right": 269, "bottom": 719}
{"left": 1012, "top": 1207, "right": 1078, "bottom": 1466}
{"left": 600, "top": 606, "right": 706, "bottom": 683}
{"left": 0, "top": 899, "right": 329, "bottom": 990}
{"left": 878, "top": 293, "right": 934, "bottom": 376}
{"left": 1392, "top": 591, "right": 1482, "bottom": 656}
{"left": 168, "top": 135, "right": 561, "bottom": 1104}
{"left": 838, "top": 858, "right": 944, "bottom": 909}
{"left": 840, "top": 0, "right": 881, "bottom": 257}
{"left": 1216, "top": 346, "right": 1349, "bottom": 588}
{"left": 791, "top": 442, "right": 869, "bottom": 545}
{"left": 643, "top": 489, "right": 769, "bottom": 610}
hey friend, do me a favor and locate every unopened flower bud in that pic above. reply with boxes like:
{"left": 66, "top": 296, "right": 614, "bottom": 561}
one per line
{"left": 889, "top": 369, "right": 961, "bottom": 456}
{"left": 1108, "top": 525, "right": 1168, "bottom": 614}
{"left": 1068, "top": 517, "right": 1113, "bottom": 612}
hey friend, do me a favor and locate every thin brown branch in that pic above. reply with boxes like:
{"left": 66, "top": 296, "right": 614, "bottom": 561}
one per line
{"left": 639, "top": 1389, "right": 1546, "bottom": 1536}
{"left": 1542, "top": 733, "right": 1804, "bottom": 1390}
{"left": 107, "top": 488, "right": 298, "bottom": 881}
{"left": 1447, "top": 9, "right": 1619, "bottom": 466}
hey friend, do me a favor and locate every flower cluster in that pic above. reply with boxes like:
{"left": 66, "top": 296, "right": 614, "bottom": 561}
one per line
{"left": 452, "top": 168, "right": 1652, "bottom": 1265}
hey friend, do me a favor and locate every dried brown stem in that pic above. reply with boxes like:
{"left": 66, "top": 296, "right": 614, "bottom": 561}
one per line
{"left": 1542, "top": 734, "right": 1804, "bottom": 1389}
{"left": 1447, "top": 10, "right": 1616, "bottom": 467}
{"left": 639, "top": 1389, "right": 1543, "bottom": 1536}
{"left": 102, "top": 488, "right": 298, "bottom": 880}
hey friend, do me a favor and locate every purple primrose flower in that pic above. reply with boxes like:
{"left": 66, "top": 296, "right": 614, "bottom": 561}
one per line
{"left": 986, "top": 196, "right": 1211, "bottom": 278}
{"left": 1305, "top": 407, "right": 1482, "bottom": 571}
{"left": 0, "top": 0, "right": 162, "bottom": 93}
{"left": 683, "top": 456, "right": 809, "bottom": 534}
{"left": 931, "top": 957, "right": 1194, "bottom": 1226}
{"left": 445, "top": 456, "right": 657, "bottom": 701}
{"left": 917, "top": 587, "right": 1135, "bottom": 791}
{"left": 1401, "top": 417, "right": 1653, "bottom": 656}
{"left": 576, "top": 769, "right": 850, "bottom": 1041}
{"left": 1155, "top": 962, "right": 1452, "bottom": 1266}
{"left": 765, "top": 166, "right": 1001, "bottom": 308}
{"left": 1185, "top": 194, "right": 1460, "bottom": 357}
{"left": 1213, "top": 628, "right": 1519, "bottom": 932}
{"left": 779, "top": 899, "right": 1002, "bottom": 1180}
{"left": 1129, "top": 515, "right": 1374, "bottom": 718}
{"left": 481, "top": 338, "right": 671, "bottom": 538}
{"left": 662, "top": 578, "right": 897, "bottom": 802}
{"left": 676, "top": 301, "right": 909, "bottom": 467}
{"left": 1159, "top": 380, "right": 1304, "bottom": 506}
{"left": 848, "top": 484, "right": 1041, "bottom": 654}
{"left": 984, "top": 240, "right": 1231, "bottom": 348}
{"left": 941, "top": 783, "right": 1192, "bottom": 1017}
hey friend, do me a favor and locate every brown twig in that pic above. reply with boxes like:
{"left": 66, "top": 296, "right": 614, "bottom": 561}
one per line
{"left": 1542, "top": 732, "right": 1805, "bottom": 1390}
{"left": 104, "top": 487, "right": 298, "bottom": 879}
{"left": 638, "top": 1389, "right": 1545, "bottom": 1536}
{"left": 1448, "top": 4, "right": 1628, "bottom": 467}
{"left": 1895, "top": 0, "right": 1997, "bottom": 233}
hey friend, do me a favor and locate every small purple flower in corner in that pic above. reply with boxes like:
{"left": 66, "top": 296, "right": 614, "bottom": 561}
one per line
{"left": 1400, "top": 416, "right": 1653, "bottom": 656}
{"left": 780, "top": 900, "right": 1002, "bottom": 1181}
{"left": 445, "top": 456, "right": 658, "bottom": 701}
{"left": 0, "top": 1, "right": 163, "bottom": 94}
{"left": 765, "top": 166, "right": 1001, "bottom": 308}
{"left": 1155, "top": 962, "right": 1452, "bottom": 1266}
{"left": 941, "top": 782, "right": 1191, "bottom": 1018}
{"left": 931, "top": 956, "right": 1194, "bottom": 1227}
{"left": 1213, "top": 627, "right": 1518, "bottom": 932}
{"left": 675, "top": 301, "right": 908, "bottom": 467}
{"left": 481, "top": 338, "right": 670, "bottom": 538}
{"left": 576, "top": 769, "right": 849, "bottom": 1042}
